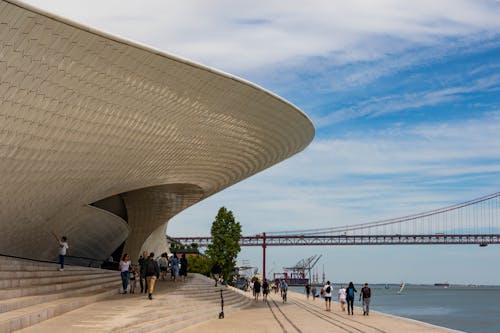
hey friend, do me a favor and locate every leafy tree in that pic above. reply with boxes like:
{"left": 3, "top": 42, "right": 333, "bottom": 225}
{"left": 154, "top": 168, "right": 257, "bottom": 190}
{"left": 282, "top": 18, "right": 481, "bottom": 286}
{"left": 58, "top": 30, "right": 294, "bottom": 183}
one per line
{"left": 206, "top": 207, "right": 242, "bottom": 283}
{"left": 187, "top": 255, "right": 211, "bottom": 276}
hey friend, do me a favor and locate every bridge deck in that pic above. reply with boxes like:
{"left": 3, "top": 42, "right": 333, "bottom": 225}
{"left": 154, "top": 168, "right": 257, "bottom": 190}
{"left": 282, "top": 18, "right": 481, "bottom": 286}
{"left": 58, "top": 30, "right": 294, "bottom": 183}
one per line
{"left": 172, "top": 234, "right": 500, "bottom": 247}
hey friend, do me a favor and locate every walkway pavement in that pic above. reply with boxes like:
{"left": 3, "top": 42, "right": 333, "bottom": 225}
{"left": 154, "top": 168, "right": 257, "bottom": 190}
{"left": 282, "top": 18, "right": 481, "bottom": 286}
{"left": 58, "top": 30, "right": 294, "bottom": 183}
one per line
{"left": 17, "top": 275, "right": 462, "bottom": 333}
{"left": 180, "top": 291, "right": 462, "bottom": 333}
{"left": 17, "top": 278, "right": 190, "bottom": 332}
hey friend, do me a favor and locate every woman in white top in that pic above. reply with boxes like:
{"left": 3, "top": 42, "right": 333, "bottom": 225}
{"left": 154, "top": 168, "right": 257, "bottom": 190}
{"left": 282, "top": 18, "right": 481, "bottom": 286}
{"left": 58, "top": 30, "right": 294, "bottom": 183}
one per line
{"left": 119, "top": 253, "right": 131, "bottom": 294}
{"left": 338, "top": 284, "right": 347, "bottom": 312}
{"left": 323, "top": 280, "right": 332, "bottom": 311}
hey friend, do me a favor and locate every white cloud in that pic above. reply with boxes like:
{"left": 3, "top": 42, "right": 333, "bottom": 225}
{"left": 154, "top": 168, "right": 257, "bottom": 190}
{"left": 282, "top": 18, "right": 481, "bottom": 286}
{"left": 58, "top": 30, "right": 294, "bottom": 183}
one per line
{"left": 22, "top": 0, "right": 500, "bottom": 72}
{"left": 169, "top": 111, "right": 500, "bottom": 236}
{"left": 314, "top": 72, "right": 500, "bottom": 126}
{"left": 284, "top": 130, "right": 500, "bottom": 183}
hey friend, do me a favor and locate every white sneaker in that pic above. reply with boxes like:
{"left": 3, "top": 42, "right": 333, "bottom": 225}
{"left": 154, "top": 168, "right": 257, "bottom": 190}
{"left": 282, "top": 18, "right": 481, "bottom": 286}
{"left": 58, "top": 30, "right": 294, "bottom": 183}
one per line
{"left": 59, "top": 268, "right": 64, "bottom": 271}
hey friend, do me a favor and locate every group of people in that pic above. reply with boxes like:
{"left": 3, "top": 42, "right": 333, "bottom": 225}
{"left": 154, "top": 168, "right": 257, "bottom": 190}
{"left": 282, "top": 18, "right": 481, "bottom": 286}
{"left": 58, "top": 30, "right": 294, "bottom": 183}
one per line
{"left": 51, "top": 232, "right": 190, "bottom": 301}
{"left": 119, "top": 251, "right": 188, "bottom": 300}
{"left": 158, "top": 252, "right": 188, "bottom": 282}
{"left": 304, "top": 283, "right": 317, "bottom": 300}
{"left": 321, "top": 281, "right": 372, "bottom": 315}
{"left": 52, "top": 235, "right": 371, "bottom": 315}
{"left": 249, "top": 277, "right": 274, "bottom": 301}
{"left": 251, "top": 277, "right": 370, "bottom": 314}
{"left": 52, "top": 233, "right": 371, "bottom": 314}
{"left": 246, "top": 278, "right": 289, "bottom": 302}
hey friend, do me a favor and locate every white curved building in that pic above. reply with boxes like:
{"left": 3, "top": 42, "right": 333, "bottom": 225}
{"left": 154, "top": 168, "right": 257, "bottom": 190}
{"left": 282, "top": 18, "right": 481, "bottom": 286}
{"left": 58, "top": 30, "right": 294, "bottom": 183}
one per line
{"left": 0, "top": 0, "right": 314, "bottom": 262}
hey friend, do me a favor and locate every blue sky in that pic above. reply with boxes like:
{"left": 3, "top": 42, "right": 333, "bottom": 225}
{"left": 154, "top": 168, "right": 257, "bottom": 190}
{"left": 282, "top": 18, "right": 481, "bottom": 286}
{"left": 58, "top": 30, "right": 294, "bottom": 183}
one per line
{"left": 24, "top": 0, "right": 500, "bottom": 284}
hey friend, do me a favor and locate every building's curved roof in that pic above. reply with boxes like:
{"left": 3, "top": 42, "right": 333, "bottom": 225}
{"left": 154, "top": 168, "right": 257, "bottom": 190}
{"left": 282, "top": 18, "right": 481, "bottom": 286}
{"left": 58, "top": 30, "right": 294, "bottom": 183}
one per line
{"left": 0, "top": 0, "right": 315, "bottom": 261}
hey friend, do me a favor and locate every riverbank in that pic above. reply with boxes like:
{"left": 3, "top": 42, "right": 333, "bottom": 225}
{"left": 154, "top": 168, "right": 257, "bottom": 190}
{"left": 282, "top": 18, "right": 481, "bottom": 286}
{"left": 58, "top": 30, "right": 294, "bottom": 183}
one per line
{"left": 179, "top": 290, "right": 461, "bottom": 333}
{"left": 289, "top": 284, "right": 500, "bottom": 333}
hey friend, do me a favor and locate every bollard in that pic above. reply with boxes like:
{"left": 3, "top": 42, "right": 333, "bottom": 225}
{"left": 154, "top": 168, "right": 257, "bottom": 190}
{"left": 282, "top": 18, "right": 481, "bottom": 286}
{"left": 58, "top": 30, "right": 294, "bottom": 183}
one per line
{"left": 218, "top": 289, "right": 224, "bottom": 319}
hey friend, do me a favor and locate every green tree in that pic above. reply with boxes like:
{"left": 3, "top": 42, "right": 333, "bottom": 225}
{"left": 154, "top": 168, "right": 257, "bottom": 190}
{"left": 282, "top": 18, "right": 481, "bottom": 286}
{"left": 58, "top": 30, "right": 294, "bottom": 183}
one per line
{"left": 187, "top": 255, "right": 211, "bottom": 276}
{"left": 206, "top": 207, "right": 242, "bottom": 283}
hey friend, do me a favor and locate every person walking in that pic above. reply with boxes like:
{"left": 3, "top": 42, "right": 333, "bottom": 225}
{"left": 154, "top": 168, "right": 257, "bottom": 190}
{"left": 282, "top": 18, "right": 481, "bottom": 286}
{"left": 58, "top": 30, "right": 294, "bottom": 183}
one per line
{"left": 179, "top": 253, "right": 188, "bottom": 281}
{"left": 280, "top": 279, "right": 288, "bottom": 303}
{"left": 139, "top": 251, "right": 149, "bottom": 293}
{"left": 359, "top": 283, "right": 372, "bottom": 315}
{"left": 170, "top": 253, "right": 179, "bottom": 282}
{"left": 138, "top": 255, "right": 144, "bottom": 292}
{"left": 346, "top": 282, "right": 357, "bottom": 315}
{"left": 323, "top": 280, "right": 332, "bottom": 311}
{"left": 311, "top": 284, "right": 317, "bottom": 300}
{"left": 253, "top": 278, "right": 261, "bottom": 301}
{"left": 51, "top": 232, "right": 69, "bottom": 271}
{"left": 159, "top": 253, "right": 168, "bottom": 280}
{"left": 119, "top": 253, "right": 131, "bottom": 294}
{"left": 338, "top": 284, "right": 347, "bottom": 312}
{"left": 305, "top": 283, "right": 311, "bottom": 299}
{"left": 262, "top": 278, "right": 270, "bottom": 301}
{"left": 145, "top": 252, "right": 160, "bottom": 300}
{"left": 129, "top": 266, "right": 138, "bottom": 294}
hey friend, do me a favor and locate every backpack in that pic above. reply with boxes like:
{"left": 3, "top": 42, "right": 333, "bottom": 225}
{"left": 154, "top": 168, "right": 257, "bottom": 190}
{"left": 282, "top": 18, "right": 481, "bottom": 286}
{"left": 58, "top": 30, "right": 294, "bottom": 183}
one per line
{"left": 325, "top": 285, "right": 331, "bottom": 293}
{"left": 348, "top": 287, "right": 354, "bottom": 298}
{"left": 159, "top": 257, "right": 168, "bottom": 268}
{"left": 146, "top": 259, "right": 156, "bottom": 275}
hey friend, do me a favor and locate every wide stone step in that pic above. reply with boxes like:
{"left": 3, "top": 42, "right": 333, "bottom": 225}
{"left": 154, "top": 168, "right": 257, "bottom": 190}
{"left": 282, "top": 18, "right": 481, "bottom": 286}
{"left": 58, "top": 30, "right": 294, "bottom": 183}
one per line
{"left": 112, "top": 303, "right": 212, "bottom": 332}
{"left": 144, "top": 300, "right": 250, "bottom": 333}
{"left": 157, "top": 293, "right": 252, "bottom": 307}
{"left": 0, "top": 256, "right": 124, "bottom": 332}
{"left": 154, "top": 293, "right": 248, "bottom": 308}
{"left": 0, "top": 271, "right": 118, "bottom": 288}
{"left": 0, "top": 256, "right": 103, "bottom": 272}
{"left": 113, "top": 300, "right": 247, "bottom": 333}
{"left": 3, "top": 273, "right": 252, "bottom": 332}
{"left": 153, "top": 312, "right": 221, "bottom": 333}
{"left": 110, "top": 275, "right": 252, "bottom": 333}
{"left": 0, "top": 269, "right": 115, "bottom": 280}
{"left": 168, "top": 288, "right": 243, "bottom": 298}
{"left": 0, "top": 284, "right": 119, "bottom": 333}
{"left": 0, "top": 262, "right": 106, "bottom": 272}
{"left": 0, "top": 279, "right": 120, "bottom": 314}
{"left": 0, "top": 274, "right": 119, "bottom": 299}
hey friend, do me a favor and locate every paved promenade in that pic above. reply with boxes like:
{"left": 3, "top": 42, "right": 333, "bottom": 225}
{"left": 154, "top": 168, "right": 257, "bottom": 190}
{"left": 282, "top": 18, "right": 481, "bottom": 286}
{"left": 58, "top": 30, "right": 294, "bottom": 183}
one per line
{"left": 181, "top": 290, "right": 461, "bottom": 333}
{"left": 17, "top": 274, "right": 461, "bottom": 333}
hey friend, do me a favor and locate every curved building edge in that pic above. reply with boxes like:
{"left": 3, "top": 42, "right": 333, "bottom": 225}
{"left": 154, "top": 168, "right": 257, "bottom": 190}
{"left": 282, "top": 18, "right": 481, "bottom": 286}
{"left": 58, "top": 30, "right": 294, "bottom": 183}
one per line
{"left": 5, "top": 0, "right": 314, "bottom": 127}
{"left": 0, "top": 0, "right": 315, "bottom": 263}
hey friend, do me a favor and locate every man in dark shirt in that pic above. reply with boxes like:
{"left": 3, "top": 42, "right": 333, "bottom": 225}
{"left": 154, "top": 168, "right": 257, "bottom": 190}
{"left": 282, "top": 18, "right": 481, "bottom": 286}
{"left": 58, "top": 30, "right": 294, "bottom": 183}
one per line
{"left": 359, "top": 283, "right": 372, "bottom": 315}
{"left": 139, "top": 251, "right": 148, "bottom": 293}
{"left": 145, "top": 252, "right": 160, "bottom": 300}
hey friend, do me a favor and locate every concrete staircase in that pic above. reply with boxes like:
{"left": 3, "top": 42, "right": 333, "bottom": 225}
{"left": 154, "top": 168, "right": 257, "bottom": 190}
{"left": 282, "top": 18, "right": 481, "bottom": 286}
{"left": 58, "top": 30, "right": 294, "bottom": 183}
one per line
{"left": 112, "top": 274, "right": 253, "bottom": 333}
{"left": 0, "top": 255, "right": 120, "bottom": 333}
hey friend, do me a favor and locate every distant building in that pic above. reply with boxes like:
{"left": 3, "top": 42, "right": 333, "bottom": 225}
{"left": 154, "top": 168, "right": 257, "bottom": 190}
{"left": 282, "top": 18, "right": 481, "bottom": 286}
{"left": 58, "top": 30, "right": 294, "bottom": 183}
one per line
{"left": 167, "top": 236, "right": 204, "bottom": 258}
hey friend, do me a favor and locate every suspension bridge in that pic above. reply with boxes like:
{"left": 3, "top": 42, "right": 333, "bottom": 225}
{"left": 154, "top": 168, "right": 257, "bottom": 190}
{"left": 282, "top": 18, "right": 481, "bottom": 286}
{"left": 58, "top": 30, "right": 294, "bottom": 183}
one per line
{"left": 170, "top": 191, "right": 500, "bottom": 278}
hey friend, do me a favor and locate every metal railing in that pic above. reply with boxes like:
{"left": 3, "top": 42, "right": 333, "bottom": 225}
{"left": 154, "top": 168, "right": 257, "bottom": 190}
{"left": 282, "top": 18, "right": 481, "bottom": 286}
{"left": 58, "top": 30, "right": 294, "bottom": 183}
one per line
{"left": 0, "top": 252, "right": 115, "bottom": 270}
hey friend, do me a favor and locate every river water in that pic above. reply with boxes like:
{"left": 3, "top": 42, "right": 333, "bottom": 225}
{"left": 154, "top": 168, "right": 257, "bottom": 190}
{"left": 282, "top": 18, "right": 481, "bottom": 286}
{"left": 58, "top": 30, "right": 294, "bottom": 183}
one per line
{"left": 290, "top": 284, "right": 500, "bottom": 333}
